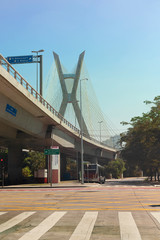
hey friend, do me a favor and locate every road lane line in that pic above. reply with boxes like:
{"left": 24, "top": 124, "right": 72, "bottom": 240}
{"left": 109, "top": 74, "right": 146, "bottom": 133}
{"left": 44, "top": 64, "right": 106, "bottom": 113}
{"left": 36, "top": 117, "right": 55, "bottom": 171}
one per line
{"left": 0, "top": 212, "right": 35, "bottom": 233}
{"left": 151, "top": 212, "right": 160, "bottom": 223}
{"left": 69, "top": 211, "right": 98, "bottom": 240}
{"left": 18, "top": 211, "right": 66, "bottom": 240}
{"left": 118, "top": 212, "right": 142, "bottom": 240}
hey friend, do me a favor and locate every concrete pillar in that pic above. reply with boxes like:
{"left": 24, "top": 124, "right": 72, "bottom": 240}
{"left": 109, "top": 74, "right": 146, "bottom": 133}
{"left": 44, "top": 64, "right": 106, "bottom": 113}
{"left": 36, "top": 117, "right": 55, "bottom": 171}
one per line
{"left": 8, "top": 144, "right": 22, "bottom": 184}
{"left": 92, "top": 157, "right": 98, "bottom": 164}
{"left": 60, "top": 154, "right": 67, "bottom": 180}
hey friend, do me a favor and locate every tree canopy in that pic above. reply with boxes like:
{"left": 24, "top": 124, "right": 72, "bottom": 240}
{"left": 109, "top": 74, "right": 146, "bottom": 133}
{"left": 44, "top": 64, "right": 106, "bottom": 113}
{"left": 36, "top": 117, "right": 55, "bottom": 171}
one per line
{"left": 105, "top": 158, "right": 126, "bottom": 179}
{"left": 22, "top": 151, "right": 46, "bottom": 177}
{"left": 120, "top": 96, "right": 160, "bottom": 179}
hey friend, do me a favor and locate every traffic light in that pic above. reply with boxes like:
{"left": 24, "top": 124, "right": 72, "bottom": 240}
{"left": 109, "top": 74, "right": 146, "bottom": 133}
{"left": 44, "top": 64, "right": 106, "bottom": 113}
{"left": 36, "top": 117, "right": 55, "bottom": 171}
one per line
{"left": 0, "top": 159, "right": 4, "bottom": 167}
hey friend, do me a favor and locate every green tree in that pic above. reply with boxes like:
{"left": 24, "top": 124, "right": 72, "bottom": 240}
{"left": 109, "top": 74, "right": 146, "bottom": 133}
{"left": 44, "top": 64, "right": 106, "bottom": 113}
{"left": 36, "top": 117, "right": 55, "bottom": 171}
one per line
{"left": 23, "top": 151, "right": 46, "bottom": 176}
{"left": 22, "top": 166, "right": 32, "bottom": 178}
{"left": 120, "top": 96, "right": 160, "bottom": 180}
{"left": 105, "top": 158, "right": 126, "bottom": 179}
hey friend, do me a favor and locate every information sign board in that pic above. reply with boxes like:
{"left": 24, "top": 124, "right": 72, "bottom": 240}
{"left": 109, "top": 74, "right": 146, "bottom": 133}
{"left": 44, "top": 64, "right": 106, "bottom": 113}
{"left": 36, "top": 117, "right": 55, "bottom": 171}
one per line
{"left": 44, "top": 149, "right": 60, "bottom": 155}
{"left": 7, "top": 55, "right": 33, "bottom": 64}
{"left": 5, "top": 104, "right": 17, "bottom": 117}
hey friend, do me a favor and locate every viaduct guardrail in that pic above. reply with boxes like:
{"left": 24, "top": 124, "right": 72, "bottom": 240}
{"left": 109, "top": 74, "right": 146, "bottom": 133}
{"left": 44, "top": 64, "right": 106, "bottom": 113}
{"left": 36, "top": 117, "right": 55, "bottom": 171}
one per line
{"left": 0, "top": 54, "right": 114, "bottom": 150}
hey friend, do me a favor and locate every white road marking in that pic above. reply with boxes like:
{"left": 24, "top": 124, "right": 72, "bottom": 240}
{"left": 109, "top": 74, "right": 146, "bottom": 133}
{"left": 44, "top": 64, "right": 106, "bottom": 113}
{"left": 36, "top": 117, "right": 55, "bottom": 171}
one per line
{"left": 0, "top": 212, "right": 35, "bottom": 233}
{"left": 118, "top": 212, "right": 142, "bottom": 240}
{"left": 151, "top": 212, "right": 160, "bottom": 223}
{"left": 69, "top": 211, "right": 98, "bottom": 240}
{"left": 18, "top": 211, "right": 66, "bottom": 240}
{"left": 0, "top": 212, "right": 6, "bottom": 216}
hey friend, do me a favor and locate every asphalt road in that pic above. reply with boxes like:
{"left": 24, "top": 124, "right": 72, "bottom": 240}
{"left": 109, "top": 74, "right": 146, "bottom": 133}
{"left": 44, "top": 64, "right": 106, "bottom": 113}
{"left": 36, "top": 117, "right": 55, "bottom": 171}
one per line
{"left": 0, "top": 177, "right": 160, "bottom": 239}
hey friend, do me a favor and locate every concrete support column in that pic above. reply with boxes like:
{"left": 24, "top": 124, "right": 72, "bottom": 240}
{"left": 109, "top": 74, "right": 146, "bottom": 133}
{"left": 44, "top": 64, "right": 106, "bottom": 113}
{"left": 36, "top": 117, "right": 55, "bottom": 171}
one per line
{"left": 8, "top": 144, "right": 22, "bottom": 184}
{"left": 60, "top": 154, "right": 67, "bottom": 180}
{"left": 92, "top": 157, "right": 98, "bottom": 164}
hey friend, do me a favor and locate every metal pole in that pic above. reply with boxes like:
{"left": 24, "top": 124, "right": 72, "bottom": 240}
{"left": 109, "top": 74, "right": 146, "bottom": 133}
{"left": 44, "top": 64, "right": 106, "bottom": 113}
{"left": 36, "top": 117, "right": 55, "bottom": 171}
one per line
{"left": 47, "top": 155, "right": 50, "bottom": 184}
{"left": 50, "top": 155, "right": 52, "bottom": 188}
{"left": 39, "top": 55, "right": 43, "bottom": 96}
{"left": 31, "top": 50, "right": 44, "bottom": 94}
{"left": 76, "top": 151, "right": 79, "bottom": 181}
{"left": 36, "top": 53, "right": 38, "bottom": 92}
{"left": 87, "top": 165, "right": 89, "bottom": 183}
{"left": 80, "top": 78, "right": 88, "bottom": 184}
{"left": 1, "top": 166, "right": 4, "bottom": 188}
{"left": 80, "top": 79, "right": 84, "bottom": 184}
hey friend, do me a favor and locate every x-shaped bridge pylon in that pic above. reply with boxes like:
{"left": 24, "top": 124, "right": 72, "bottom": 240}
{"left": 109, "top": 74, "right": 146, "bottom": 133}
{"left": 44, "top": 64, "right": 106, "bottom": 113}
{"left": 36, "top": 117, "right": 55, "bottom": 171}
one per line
{"left": 53, "top": 51, "right": 89, "bottom": 137}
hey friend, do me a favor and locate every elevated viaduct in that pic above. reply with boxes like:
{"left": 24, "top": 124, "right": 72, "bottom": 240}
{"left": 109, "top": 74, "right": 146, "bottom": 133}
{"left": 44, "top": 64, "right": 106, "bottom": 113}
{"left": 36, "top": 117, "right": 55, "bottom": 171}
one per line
{"left": 0, "top": 54, "right": 116, "bottom": 184}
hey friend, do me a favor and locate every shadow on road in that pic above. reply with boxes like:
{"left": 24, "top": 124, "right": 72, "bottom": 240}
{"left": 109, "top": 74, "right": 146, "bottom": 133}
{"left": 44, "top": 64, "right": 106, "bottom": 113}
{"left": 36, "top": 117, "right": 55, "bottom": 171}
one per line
{"left": 105, "top": 177, "right": 152, "bottom": 186}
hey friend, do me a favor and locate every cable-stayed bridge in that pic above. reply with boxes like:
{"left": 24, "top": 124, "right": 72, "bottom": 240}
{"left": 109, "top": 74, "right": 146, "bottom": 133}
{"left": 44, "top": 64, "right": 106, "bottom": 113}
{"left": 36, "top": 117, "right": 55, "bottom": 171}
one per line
{"left": 0, "top": 53, "right": 116, "bottom": 184}
{"left": 44, "top": 51, "right": 119, "bottom": 146}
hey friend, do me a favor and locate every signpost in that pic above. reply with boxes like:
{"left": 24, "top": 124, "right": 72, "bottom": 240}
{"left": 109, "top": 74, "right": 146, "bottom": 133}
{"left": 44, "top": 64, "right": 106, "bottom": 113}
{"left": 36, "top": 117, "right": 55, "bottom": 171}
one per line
{"left": 44, "top": 148, "right": 60, "bottom": 155}
{"left": 6, "top": 53, "right": 44, "bottom": 96}
{"left": 44, "top": 147, "right": 60, "bottom": 187}
{"left": 6, "top": 55, "right": 33, "bottom": 64}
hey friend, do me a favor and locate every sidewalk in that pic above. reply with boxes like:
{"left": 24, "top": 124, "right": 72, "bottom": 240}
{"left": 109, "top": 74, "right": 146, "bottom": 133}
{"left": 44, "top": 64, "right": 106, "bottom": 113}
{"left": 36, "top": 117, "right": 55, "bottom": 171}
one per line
{"left": 2, "top": 180, "right": 101, "bottom": 189}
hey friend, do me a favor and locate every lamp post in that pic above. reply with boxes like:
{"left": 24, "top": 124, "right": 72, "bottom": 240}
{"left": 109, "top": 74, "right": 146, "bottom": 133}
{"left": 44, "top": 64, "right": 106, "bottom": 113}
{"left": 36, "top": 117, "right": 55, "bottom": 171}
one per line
{"left": 31, "top": 49, "right": 44, "bottom": 93}
{"left": 80, "top": 78, "right": 88, "bottom": 184}
{"left": 98, "top": 121, "right": 103, "bottom": 143}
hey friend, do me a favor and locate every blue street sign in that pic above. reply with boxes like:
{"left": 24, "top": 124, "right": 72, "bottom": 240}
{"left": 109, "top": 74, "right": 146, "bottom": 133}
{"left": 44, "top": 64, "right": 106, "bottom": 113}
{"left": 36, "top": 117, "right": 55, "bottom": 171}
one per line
{"left": 5, "top": 104, "right": 17, "bottom": 117}
{"left": 6, "top": 55, "right": 33, "bottom": 64}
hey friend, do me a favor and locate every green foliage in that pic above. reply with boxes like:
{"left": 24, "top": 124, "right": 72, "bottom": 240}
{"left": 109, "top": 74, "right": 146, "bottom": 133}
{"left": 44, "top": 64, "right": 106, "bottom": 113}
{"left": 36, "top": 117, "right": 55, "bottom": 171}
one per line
{"left": 22, "top": 166, "right": 32, "bottom": 178}
{"left": 23, "top": 151, "right": 46, "bottom": 175}
{"left": 120, "top": 96, "right": 160, "bottom": 178}
{"left": 105, "top": 158, "right": 126, "bottom": 178}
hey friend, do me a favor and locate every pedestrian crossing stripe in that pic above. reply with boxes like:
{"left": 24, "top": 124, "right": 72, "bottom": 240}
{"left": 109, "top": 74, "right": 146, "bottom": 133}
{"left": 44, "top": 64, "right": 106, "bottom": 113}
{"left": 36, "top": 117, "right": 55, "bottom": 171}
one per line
{"left": 0, "top": 212, "right": 6, "bottom": 216}
{"left": 0, "top": 211, "right": 160, "bottom": 239}
{"left": 151, "top": 212, "right": 160, "bottom": 223}
{"left": 119, "top": 212, "right": 141, "bottom": 240}
{"left": 0, "top": 212, "right": 35, "bottom": 233}
{"left": 18, "top": 211, "right": 66, "bottom": 240}
{"left": 69, "top": 212, "right": 98, "bottom": 240}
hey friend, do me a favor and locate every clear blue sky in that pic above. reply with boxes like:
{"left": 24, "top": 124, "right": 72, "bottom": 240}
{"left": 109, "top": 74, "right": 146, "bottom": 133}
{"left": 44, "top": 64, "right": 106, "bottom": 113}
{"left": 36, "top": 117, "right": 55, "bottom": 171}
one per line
{"left": 1, "top": 0, "right": 160, "bottom": 134}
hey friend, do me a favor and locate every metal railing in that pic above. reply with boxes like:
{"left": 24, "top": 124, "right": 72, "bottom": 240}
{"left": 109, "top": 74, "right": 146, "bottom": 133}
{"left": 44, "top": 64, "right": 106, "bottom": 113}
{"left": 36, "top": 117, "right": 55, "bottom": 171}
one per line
{"left": 0, "top": 54, "right": 114, "bottom": 150}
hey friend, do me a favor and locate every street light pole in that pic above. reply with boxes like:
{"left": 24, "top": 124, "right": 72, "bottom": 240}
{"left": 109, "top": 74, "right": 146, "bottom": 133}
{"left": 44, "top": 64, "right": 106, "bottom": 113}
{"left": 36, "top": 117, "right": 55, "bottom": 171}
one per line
{"left": 31, "top": 49, "right": 44, "bottom": 93}
{"left": 80, "top": 78, "right": 88, "bottom": 184}
{"left": 98, "top": 121, "right": 103, "bottom": 143}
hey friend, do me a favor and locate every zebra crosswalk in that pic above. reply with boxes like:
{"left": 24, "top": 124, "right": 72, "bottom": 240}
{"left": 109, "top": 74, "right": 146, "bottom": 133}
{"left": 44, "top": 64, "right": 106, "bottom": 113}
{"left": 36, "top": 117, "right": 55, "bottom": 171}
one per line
{"left": 0, "top": 211, "right": 160, "bottom": 239}
{"left": 69, "top": 212, "right": 98, "bottom": 240}
{"left": 18, "top": 212, "right": 66, "bottom": 240}
{"left": 0, "top": 212, "right": 35, "bottom": 233}
{"left": 119, "top": 212, "right": 141, "bottom": 240}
